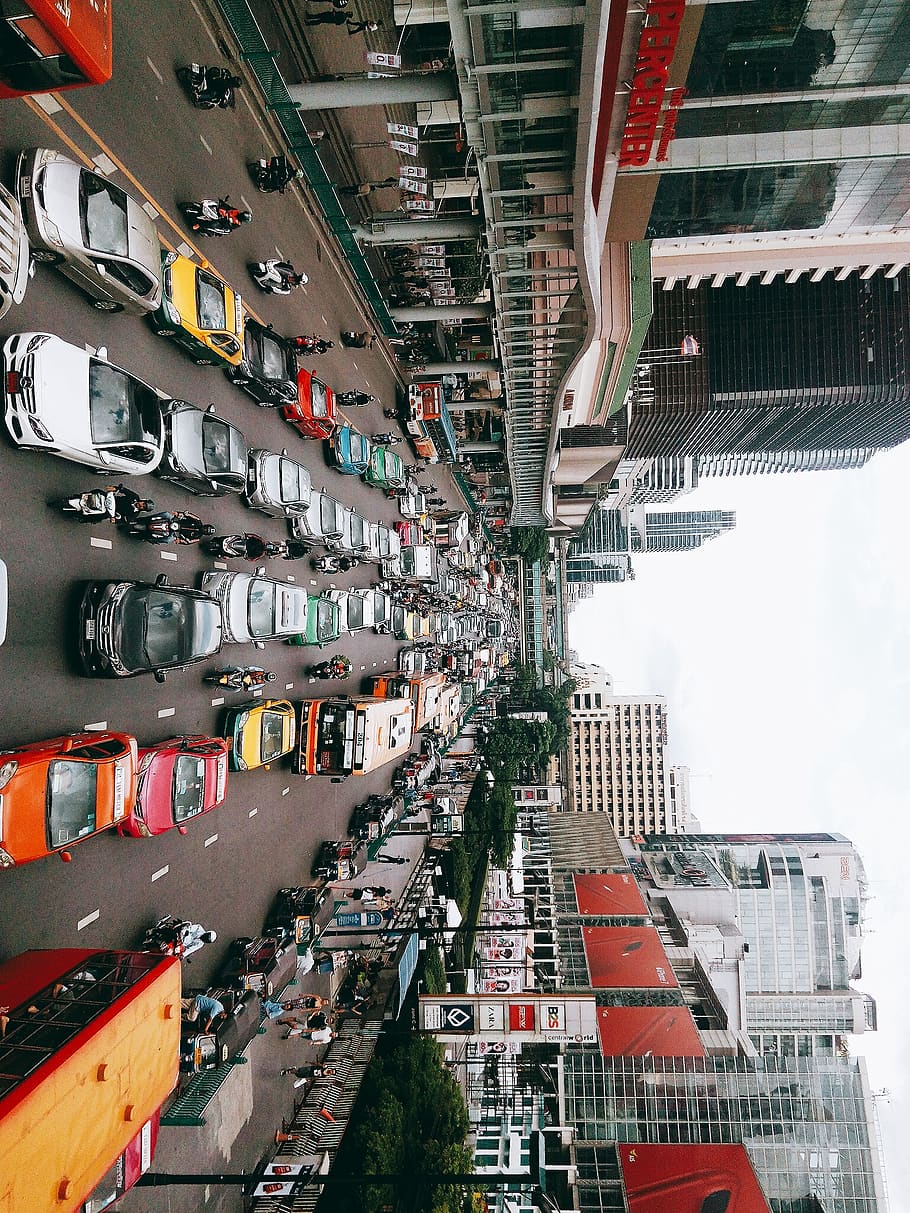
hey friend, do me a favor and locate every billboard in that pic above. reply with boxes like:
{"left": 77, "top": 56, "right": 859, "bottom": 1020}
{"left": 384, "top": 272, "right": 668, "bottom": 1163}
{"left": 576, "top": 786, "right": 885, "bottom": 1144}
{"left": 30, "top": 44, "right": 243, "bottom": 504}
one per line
{"left": 596, "top": 1005, "right": 705, "bottom": 1056}
{"left": 618, "top": 1143, "right": 773, "bottom": 1213}
{"left": 582, "top": 926, "right": 678, "bottom": 989}
{"left": 574, "top": 872, "right": 648, "bottom": 917}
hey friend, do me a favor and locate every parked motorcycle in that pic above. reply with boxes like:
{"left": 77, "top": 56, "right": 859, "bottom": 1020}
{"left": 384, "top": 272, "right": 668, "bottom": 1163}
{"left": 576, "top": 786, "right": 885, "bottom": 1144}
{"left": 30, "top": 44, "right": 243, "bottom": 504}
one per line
{"left": 142, "top": 917, "right": 217, "bottom": 958}
{"left": 249, "top": 259, "right": 308, "bottom": 294}
{"left": 183, "top": 197, "right": 252, "bottom": 237}
{"left": 204, "top": 666, "right": 277, "bottom": 691}
{"left": 202, "top": 533, "right": 286, "bottom": 561}
{"left": 249, "top": 154, "right": 303, "bottom": 194}
{"left": 176, "top": 63, "right": 242, "bottom": 109}
{"left": 310, "top": 655, "right": 353, "bottom": 680}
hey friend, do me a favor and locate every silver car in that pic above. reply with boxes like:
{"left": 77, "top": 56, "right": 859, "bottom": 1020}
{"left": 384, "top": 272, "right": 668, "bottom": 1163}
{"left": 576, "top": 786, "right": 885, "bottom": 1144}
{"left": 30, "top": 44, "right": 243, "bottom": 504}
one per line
{"left": 289, "top": 490, "right": 345, "bottom": 548}
{"left": 17, "top": 148, "right": 162, "bottom": 314}
{"left": 246, "top": 449, "right": 313, "bottom": 519}
{"left": 159, "top": 401, "right": 247, "bottom": 497}
{"left": 330, "top": 507, "right": 371, "bottom": 558}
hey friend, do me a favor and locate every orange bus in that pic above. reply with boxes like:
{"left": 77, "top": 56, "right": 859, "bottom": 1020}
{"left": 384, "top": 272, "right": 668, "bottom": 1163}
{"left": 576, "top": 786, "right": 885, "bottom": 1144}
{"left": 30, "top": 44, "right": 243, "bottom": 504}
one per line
{"left": 0, "top": 948, "right": 181, "bottom": 1213}
{"left": 372, "top": 671, "right": 450, "bottom": 732}
{"left": 0, "top": 0, "right": 113, "bottom": 99}
{"left": 296, "top": 695, "right": 413, "bottom": 777}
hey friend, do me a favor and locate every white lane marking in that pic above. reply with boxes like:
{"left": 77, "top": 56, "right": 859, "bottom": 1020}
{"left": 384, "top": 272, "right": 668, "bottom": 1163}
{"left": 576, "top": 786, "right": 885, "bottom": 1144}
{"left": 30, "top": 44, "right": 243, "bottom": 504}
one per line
{"left": 240, "top": 194, "right": 251, "bottom": 212}
{"left": 34, "top": 93, "right": 62, "bottom": 114}
{"left": 214, "top": 560, "right": 228, "bottom": 570}
{"left": 249, "top": 807, "right": 258, "bottom": 818}
{"left": 151, "top": 865, "right": 169, "bottom": 882}
{"left": 211, "top": 696, "right": 225, "bottom": 707}
{"left": 200, "top": 134, "right": 214, "bottom": 156}
{"left": 84, "top": 720, "right": 108, "bottom": 731}
{"left": 282, "top": 787, "right": 290, "bottom": 796}
{"left": 93, "top": 152, "right": 117, "bottom": 176}
{"left": 204, "top": 833, "right": 218, "bottom": 848}
{"left": 142, "top": 199, "right": 160, "bottom": 219}
{"left": 321, "top": 315, "right": 327, "bottom": 325}
{"left": 285, "top": 682, "right": 294, "bottom": 690}
{"left": 275, "top": 246, "right": 284, "bottom": 260}
{"left": 160, "top": 550, "right": 178, "bottom": 562}
{"left": 360, "top": 665, "right": 366, "bottom": 670}
{"left": 157, "top": 707, "right": 176, "bottom": 718}
{"left": 372, "top": 662, "right": 377, "bottom": 667}
{"left": 177, "top": 241, "right": 195, "bottom": 258}
{"left": 90, "top": 536, "right": 112, "bottom": 550}
{"left": 252, "top": 688, "right": 262, "bottom": 697}
{"left": 309, "top": 579, "right": 317, "bottom": 587}
{"left": 77, "top": 909, "right": 100, "bottom": 931}
{"left": 308, "top": 677, "right": 316, "bottom": 683}
{"left": 287, "top": 574, "right": 295, "bottom": 583}
{"left": 147, "top": 56, "right": 163, "bottom": 82}
{"left": 304, "top": 775, "right": 312, "bottom": 781}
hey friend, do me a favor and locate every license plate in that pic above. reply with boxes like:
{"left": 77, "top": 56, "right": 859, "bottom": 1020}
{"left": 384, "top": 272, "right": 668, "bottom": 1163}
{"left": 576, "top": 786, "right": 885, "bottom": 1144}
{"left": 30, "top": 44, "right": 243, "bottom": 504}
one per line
{"left": 19, "top": 175, "right": 31, "bottom": 198}
{"left": 84, "top": 619, "right": 96, "bottom": 640}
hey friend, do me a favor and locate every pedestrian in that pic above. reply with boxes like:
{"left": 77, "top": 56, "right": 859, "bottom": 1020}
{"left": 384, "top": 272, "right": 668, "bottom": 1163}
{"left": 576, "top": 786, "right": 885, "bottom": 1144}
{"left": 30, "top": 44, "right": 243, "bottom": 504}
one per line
{"left": 306, "top": 8, "right": 348, "bottom": 23}
{"left": 346, "top": 17, "right": 381, "bottom": 34}
{"left": 339, "top": 181, "right": 394, "bottom": 197}
{"left": 307, "top": 129, "right": 326, "bottom": 144}
{"left": 344, "top": 885, "right": 391, "bottom": 901}
{"left": 376, "top": 854, "right": 411, "bottom": 864}
{"left": 337, "top": 390, "right": 375, "bottom": 407}
{"left": 263, "top": 994, "right": 327, "bottom": 1019}
{"left": 181, "top": 993, "right": 226, "bottom": 1033}
{"left": 280, "top": 1063, "right": 339, "bottom": 1088}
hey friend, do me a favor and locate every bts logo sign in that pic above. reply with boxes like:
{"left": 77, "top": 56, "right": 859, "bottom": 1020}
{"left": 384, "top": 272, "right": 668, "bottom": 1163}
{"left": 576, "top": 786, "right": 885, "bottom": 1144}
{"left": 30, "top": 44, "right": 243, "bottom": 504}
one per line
{"left": 545, "top": 1004, "right": 565, "bottom": 1031}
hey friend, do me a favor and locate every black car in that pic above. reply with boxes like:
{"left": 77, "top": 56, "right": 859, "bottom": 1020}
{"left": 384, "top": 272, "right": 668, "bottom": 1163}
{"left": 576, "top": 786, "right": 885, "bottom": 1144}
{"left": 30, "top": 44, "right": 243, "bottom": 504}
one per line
{"left": 350, "top": 793, "right": 402, "bottom": 841}
{"left": 226, "top": 318, "right": 298, "bottom": 406}
{"left": 180, "top": 986, "right": 261, "bottom": 1073}
{"left": 79, "top": 575, "right": 223, "bottom": 681}
{"left": 157, "top": 400, "right": 248, "bottom": 496}
{"left": 267, "top": 885, "right": 332, "bottom": 946}
{"left": 218, "top": 931, "right": 299, "bottom": 997}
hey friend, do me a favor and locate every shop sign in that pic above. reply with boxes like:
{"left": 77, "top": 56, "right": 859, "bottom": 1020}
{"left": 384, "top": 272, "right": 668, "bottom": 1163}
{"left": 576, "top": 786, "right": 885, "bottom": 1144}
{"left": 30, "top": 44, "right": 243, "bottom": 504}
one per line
{"left": 619, "top": 0, "right": 687, "bottom": 168}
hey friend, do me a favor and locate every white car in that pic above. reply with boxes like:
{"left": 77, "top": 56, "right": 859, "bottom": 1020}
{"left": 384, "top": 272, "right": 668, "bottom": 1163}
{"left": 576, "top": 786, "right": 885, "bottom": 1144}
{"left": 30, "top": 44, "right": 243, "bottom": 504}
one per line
{"left": 329, "top": 507, "right": 371, "bottom": 559}
{"left": 17, "top": 148, "right": 162, "bottom": 314}
{"left": 201, "top": 571, "right": 310, "bottom": 644}
{"left": 368, "top": 522, "right": 401, "bottom": 567}
{"left": 245, "top": 450, "right": 312, "bottom": 518}
{"left": 2, "top": 332, "right": 166, "bottom": 474}
{"left": 398, "top": 489, "right": 428, "bottom": 521}
{"left": 371, "top": 587, "right": 395, "bottom": 633}
{"left": 289, "top": 489, "right": 346, "bottom": 548}
{"left": 326, "top": 588, "right": 377, "bottom": 634}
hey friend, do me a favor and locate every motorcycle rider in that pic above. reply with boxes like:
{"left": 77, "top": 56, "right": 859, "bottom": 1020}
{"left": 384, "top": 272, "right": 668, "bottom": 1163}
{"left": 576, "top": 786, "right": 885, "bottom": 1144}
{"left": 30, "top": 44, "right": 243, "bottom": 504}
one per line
{"left": 206, "top": 666, "right": 278, "bottom": 690}
{"left": 121, "top": 511, "right": 215, "bottom": 546}
{"left": 337, "top": 390, "right": 375, "bottom": 407}
{"left": 186, "top": 197, "right": 252, "bottom": 234}
{"left": 179, "top": 64, "right": 242, "bottom": 107}
{"left": 293, "top": 334, "right": 333, "bottom": 354}
{"left": 314, "top": 654, "right": 353, "bottom": 679}
{"left": 251, "top": 155, "right": 304, "bottom": 193}
{"left": 251, "top": 259, "right": 308, "bottom": 293}
{"left": 179, "top": 924, "right": 218, "bottom": 958}
{"left": 340, "top": 330, "right": 375, "bottom": 349}
{"left": 372, "top": 432, "right": 403, "bottom": 446}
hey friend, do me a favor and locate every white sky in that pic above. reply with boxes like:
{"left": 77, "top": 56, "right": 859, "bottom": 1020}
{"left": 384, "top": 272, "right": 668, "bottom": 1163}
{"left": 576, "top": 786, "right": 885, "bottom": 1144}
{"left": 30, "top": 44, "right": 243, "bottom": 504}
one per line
{"left": 569, "top": 445, "right": 910, "bottom": 1211}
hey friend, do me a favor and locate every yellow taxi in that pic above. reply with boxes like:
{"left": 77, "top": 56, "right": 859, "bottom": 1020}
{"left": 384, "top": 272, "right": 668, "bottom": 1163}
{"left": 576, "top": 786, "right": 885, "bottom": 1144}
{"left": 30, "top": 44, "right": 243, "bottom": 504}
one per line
{"left": 223, "top": 700, "right": 296, "bottom": 771}
{"left": 148, "top": 251, "right": 245, "bottom": 368}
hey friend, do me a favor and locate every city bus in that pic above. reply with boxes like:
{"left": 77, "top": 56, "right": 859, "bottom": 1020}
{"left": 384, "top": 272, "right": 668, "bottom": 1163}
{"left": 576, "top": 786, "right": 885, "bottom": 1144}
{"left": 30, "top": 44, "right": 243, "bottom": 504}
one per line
{"left": 0, "top": 948, "right": 181, "bottom": 1213}
{"left": 372, "top": 671, "right": 450, "bottom": 732}
{"left": 0, "top": 0, "right": 113, "bottom": 99}
{"left": 296, "top": 695, "right": 414, "bottom": 777}
{"left": 406, "top": 381, "right": 459, "bottom": 464}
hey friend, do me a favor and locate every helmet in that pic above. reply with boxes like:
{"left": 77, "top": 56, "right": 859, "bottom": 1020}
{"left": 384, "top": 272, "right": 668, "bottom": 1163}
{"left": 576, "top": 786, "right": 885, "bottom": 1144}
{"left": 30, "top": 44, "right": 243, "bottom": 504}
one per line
{"left": 265, "top": 671, "right": 278, "bottom": 682}
{"left": 228, "top": 76, "right": 243, "bottom": 89}
{"left": 202, "top": 524, "right": 216, "bottom": 536}
{"left": 326, "top": 340, "right": 334, "bottom": 349}
{"left": 138, "top": 499, "right": 155, "bottom": 511}
{"left": 294, "top": 169, "right": 305, "bottom": 181}
{"left": 202, "top": 930, "right": 217, "bottom": 943}
{"left": 239, "top": 211, "right": 253, "bottom": 223}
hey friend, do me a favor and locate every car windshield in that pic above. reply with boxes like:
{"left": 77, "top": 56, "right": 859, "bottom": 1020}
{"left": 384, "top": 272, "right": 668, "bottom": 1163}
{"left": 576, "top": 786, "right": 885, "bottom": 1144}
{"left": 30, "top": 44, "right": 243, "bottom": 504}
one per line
{"left": 247, "top": 579, "right": 278, "bottom": 638}
{"left": 349, "top": 514, "right": 367, "bottom": 547}
{"left": 346, "top": 595, "right": 366, "bottom": 630}
{"left": 280, "top": 460, "right": 308, "bottom": 504}
{"left": 391, "top": 605, "right": 406, "bottom": 632}
{"left": 88, "top": 362, "right": 162, "bottom": 447}
{"left": 200, "top": 416, "right": 240, "bottom": 474}
{"left": 46, "top": 760, "right": 99, "bottom": 849}
{"left": 376, "top": 528, "right": 392, "bottom": 558}
{"left": 260, "top": 712, "right": 287, "bottom": 762}
{"left": 316, "top": 600, "right": 338, "bottom": 643}
{"left": 78, "top": 171, "right": 129, "bottom": 256}
{"left": 118, "top": 588, "right": 221, "bottom": 671}
{"left": 387, "top": 453, "right": 404, "bottom": 483}
{"left": 310, "top": 379, "right": 328, "bottom": 418}
{"left": 321, "top": 497, "right": 342, "bottom": 532}
{"left": 196, "top": 271, "right": 227, "bottom": 330}
{"left": 171, "top": 754, "right": 208, "bottom": 822}
{"left": 256, "top": 329, "right": 287, "bottom": 380}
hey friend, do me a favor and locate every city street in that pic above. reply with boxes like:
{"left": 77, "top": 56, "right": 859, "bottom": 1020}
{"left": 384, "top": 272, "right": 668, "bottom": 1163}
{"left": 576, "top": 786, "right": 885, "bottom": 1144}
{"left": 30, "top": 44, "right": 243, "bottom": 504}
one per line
{"left": 0, "top": 3, "right": 453, "bottom": 1203}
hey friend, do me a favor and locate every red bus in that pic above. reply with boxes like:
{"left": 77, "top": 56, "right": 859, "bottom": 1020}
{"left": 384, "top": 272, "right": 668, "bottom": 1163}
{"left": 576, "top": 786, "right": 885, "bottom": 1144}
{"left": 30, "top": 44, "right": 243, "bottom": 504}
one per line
{"left": 0, "top": 0, "right": 113, "bottom": 100}
{"left": 0, "top": 948, "right": 181, "bottom": 1212}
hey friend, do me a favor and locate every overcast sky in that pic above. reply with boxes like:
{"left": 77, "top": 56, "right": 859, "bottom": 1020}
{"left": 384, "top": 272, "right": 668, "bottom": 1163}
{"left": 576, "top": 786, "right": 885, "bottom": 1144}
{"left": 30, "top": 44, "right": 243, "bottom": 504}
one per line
{"left": 570, "top": 444, "right": 910, "bottom": 1210}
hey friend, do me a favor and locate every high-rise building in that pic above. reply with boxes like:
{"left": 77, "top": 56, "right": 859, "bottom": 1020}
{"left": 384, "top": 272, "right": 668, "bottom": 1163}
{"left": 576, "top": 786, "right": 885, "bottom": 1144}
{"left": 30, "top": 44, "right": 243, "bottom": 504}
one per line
{"left": 628, "top": 505, "right": 737, "bottom": 552}
{"left": 628, "top": 271, "right": 910, "bottom": 461}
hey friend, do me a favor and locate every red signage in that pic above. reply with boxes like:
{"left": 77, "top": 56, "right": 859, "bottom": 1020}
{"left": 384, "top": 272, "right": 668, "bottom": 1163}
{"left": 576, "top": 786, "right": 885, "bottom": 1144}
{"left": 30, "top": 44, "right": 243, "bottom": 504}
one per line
{"left": 574, "top": 872, "right": 648, "bottom": 917}
{"left": 596, "top": 1005, "right": 705, "bottom": 1056}
{"left": 619, "top": 0, "right": 687, "bottom": 168}
{"left": 509, "top": 1003, "right": 536, "bottom": 1031}
{"left": 582, "top": 926, "right": 678, "bottom": 989}
{"left": 619, "top": 1143, "right": 773, "bottom": 1213}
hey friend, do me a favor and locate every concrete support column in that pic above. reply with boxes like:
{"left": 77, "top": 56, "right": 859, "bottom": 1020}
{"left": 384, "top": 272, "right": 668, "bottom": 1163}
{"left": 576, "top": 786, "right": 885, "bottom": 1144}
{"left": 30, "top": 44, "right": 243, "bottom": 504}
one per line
{"left": 462, "top": 441, "right": 504, "bottom": 454}
{"left": 421, "top": 360, "right": 502, "bottom": 374}
{"left": 351, "top": 218, "right": 481, "bottom": 243}
{"left": 447, "top": 399, "right": 506, "bottom": 412}
{"left": 391, "top": 303, "right": 494, "bottom": 321}
{"left": 286, "top": 73, "right": 457, "bottom": 112}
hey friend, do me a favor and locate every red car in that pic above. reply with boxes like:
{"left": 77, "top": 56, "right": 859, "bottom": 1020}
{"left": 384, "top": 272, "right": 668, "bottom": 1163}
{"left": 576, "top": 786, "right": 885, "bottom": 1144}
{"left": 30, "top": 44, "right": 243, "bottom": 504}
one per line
{"left": 118, "top": 735, "right": 229, "bottom": 837}
{"left": 394, "top": 519, "right": 425, "bottom": 546}
{"left": 282, "top": 368, "right": 337, "bottom": 440}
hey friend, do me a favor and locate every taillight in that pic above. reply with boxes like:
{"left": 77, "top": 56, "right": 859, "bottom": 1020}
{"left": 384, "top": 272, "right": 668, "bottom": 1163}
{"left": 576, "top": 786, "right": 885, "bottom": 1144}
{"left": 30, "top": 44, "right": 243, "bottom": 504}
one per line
{"left": 5, "top": 372, "right": 20, "bottom": 394}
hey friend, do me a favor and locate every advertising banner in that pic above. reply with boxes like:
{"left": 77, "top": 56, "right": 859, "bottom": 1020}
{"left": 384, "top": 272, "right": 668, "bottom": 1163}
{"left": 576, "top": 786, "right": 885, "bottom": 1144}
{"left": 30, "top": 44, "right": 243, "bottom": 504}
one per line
{"left": 574, "top": 872, "right": 648, "bottom": 917}
{"left": 390, "top": 140, "right": 419, "bottom": 156}
{"left": 596, "top": 1005, "right": 705, "bottom": 1056}
{"left": 419, "top": 244, "right": 446, "bottom": 255}
{"left": 400, "top": 179, "right": 429, "bottom": 195}
{"left": 388, "top": 122, "right": 419, "bottom": 137}
{"left": 481, "top": 942, "right": 525, "bottom": 961}
{"left": 618, "top": 1143, "right": 773, "bottom": 1213}
{"left": 405, "top": 199, "right": 435, "bottom": 211}
{"left": 478, "top": 974, "right": 523, "bottom": 994}
{"left": 368, "top": 52, "right": 401, "bottom": 68}
{"left": 582, "top": 926, "right": 678, "bottom": 989}
{"left": 399, "top": 165, "right": 428, "bottom": 179}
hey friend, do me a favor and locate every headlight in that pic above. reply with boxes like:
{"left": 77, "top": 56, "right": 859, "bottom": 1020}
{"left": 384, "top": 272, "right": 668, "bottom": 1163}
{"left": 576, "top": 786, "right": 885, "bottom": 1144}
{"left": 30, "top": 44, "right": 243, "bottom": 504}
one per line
{"left": 0, "top": 760, "right": 19, "bottom": 790}
{"left": 165, "top": 301, "right": 181, "bottom": 323}
{"left": 0, "top": 846, "right": 15, "bottom": 869}
{"left": 28, "top": 415, "right": 54, "bottom": 442}
{"left": 236, "top": 712, "right": 250, "bottom": 729}
{"left": 42, "top": 218, "right": 63, "bottom": 246}
{"left": 234, "top": 754, "right": 248, "bottom": 771}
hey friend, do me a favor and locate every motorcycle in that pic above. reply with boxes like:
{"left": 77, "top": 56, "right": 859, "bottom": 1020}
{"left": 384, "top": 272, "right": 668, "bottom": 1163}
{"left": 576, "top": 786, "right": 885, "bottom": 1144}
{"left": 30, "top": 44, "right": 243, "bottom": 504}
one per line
{"left": 202, "top": 533, "right": 286, "bottom": 561}
{"left": 312, "top": 554, "right": 362, "bottom": 574}
{"left": 183, "top": 197, "right": 251, "bottom": 237}
{"left": 141, "top": 917, "right": 216, "bottom": 958}
{"left": 311, "top": 656, "right": 353, "bottom": 680}
{"left": 50, "top": 489, "right": 118, "bottom": 522}
{"left": 204, "top": 666, "right": 277, "bottom": 691}
{"left": 176, "top": 63, "right": 242, "bottom": 109}
{"left": 249, "top": 155, "right": 302, "bottom": 194}
{"left": 249, "top": 260, "right": 307, "bottom": 295}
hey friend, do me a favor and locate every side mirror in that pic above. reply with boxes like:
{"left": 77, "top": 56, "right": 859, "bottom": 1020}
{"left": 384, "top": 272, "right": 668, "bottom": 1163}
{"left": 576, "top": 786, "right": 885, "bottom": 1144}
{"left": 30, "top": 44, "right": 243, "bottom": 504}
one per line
{"left": 177, "top": 826, "right": 188, "bottom": 836}
{"left": 254, "top": 641, "right": 266, "bottom": 650}
{"left": 95, "top": 263, "right": 107, "bottom": 276}
{"left": 96, "top": 346, "right": 108, "bottom": 361}
{"left": 155, "top": 574, "right": 169, "bottom": 587}
{"left": 60, "top": 851, "right": 73, "bottom": 863}
{"left": 206, "top": 403, "right": 216, "bottom": 414}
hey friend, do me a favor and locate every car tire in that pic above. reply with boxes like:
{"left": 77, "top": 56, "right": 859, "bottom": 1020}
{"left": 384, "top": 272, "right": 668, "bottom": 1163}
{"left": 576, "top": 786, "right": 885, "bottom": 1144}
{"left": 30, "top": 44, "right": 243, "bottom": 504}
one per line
{"left": 31, "top": 248, "right": 63, "bottom": 265}
{"left": 155, "top": 327, "right": 177, "bottom": 337}
{"left": 93, "top": 299, "right": 124, "bottom": 313}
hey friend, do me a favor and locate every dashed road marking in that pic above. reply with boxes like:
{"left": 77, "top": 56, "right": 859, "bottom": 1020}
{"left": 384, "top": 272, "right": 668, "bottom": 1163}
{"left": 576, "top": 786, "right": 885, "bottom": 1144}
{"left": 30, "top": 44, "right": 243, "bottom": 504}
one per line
{"left": 204, "top": 833, "right": 218, "bottom": 848}
{"left": 147, "top": 56, "right": 163, "bottom": 82}
{"left": 287, "top": 574, "right": 295, "bottom": 582}
{"left": 77, "top": 909, "right": 100, "bottom": 931}
{"left": 252, "top": 688, "right": 262, "bottom": 697}
{"left": 275, "top": 246, "right": 284, "bottom": 260}
{"left": 321, "top": 315, "right": 327, "bottom": 325}
{"left": 90, "top": 536, "right": 112, "bottom": 550}
{"left": 282, "top": 787, "right": 290, "bottom": 796}
{"left": 211, "top": 696, "right": 225, "bottom": 707}
{"left": 214, "top": 560, "right": 228, "bottom": 570}
{"left": 240, "top": 194, "right": 251, "bottom": 212}
{"left": 33, "top": 93, "right": 61, "bottom": 114}
{"left": 309, "top": 579, "right": 317, "bottom": 586}
{"left": 151, "top": 865, "right": 169, "bottom": 882}
{"left": 249, "top": 807, "right": 258, "bottom": 818}
{"left": 142, "top": 199, "right": 160, "bottom": 219}
{"left": 92, "top": 152, "right": 117, "bottom": 175}
{"left": 160, "top": 550, "right": 177, "bottom": 561}
{"left": 360, "top": 665, "right": 366, "bottom": 670}
{"left": 84, "top": 720, "right": 108, "bottom": 731}
{"left": 157, "top": 707, "right": 176, "bottom": 718}
{"left": 200, "top": 134, "right": 213, "bottom": 156}
{"left": 308, "top": 676, "right": 316, "bottom": 683}
{"left": 285, "top": 682, "right": 294, "bottom": 690}
{"left": 177, "top": 241, "right": 195, "bottom": 258}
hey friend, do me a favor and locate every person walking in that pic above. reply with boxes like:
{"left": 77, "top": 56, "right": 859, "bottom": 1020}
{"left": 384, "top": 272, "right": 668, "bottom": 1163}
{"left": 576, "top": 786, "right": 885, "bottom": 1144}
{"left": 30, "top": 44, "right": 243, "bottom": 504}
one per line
{"left": 280, "top": 1063, "right": 339, "bottom": 1088}
{"left": 305, "top": 7, "right": 349, "bottom": 24}
{"left": 181, "top": 993, "right": 226, "bottom": 1033}
{"left": 376, "top": 854, "right": 411, "bottom": 865}
{"left": 346, "top": 17, "right": 381, "bottom": 34}
{"left": 339, "top": 180, "right": 396, "bottom": 197}
{"left": 343, "top": 885, "right": 391, "bottom": 902}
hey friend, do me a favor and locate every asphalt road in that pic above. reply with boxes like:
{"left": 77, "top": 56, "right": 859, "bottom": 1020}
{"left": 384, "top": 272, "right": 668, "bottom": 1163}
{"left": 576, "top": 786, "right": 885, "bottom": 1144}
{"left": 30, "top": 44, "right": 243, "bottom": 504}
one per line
{"left": 0, "top": 0, "right": 450, "bottom": 984}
